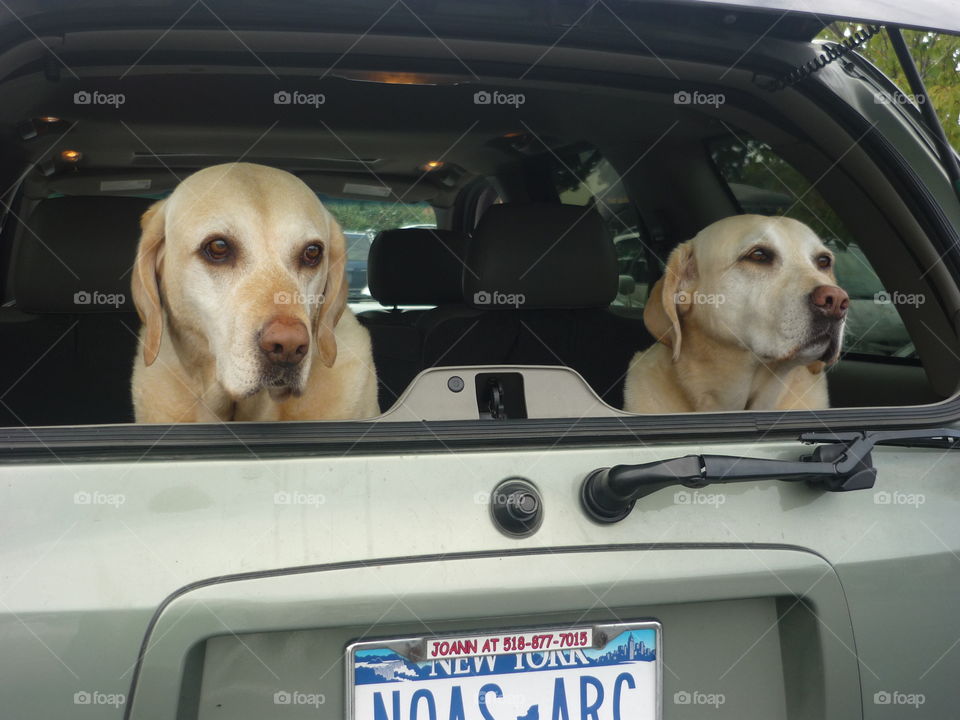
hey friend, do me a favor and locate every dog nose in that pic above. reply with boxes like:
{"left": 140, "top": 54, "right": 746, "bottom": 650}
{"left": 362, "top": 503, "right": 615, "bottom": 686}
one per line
{"left": 810, "top": 285, "right": 849, "bottom": 319}
{"left": 259, "top": 317, "right": 309, "bottom": 366}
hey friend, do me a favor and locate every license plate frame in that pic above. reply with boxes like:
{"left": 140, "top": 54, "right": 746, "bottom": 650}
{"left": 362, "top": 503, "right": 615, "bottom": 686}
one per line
{"left": 346, "top": 620, "right": 662, "bottom": 719}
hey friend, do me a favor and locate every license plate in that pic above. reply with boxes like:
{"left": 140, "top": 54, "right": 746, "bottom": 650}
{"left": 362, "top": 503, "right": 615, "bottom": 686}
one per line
{"left": 347, "top": 621, "right": 661, "bottom": 719}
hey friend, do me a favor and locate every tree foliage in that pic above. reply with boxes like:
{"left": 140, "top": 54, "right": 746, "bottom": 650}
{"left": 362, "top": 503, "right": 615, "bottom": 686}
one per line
{"left": 322, "top": 197, "right": 435, "bottom": 233}
{"left": 710, "top": 138, "right": 854, "bottom": 245}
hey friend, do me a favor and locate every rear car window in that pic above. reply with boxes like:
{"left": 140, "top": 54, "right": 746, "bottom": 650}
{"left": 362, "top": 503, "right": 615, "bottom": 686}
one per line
{"left": 552, "top": 147, "right": 642, "bottom": 238}
{"left": 548, "top": 147, "right": 650, "bottom": 313}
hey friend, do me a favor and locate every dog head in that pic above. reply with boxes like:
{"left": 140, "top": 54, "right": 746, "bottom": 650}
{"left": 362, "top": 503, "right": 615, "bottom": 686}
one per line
{"left": 644, "top": 215, "right": 848, "bottom": 368}
{"left": 131, "top": 162, "right": 348, "bottom": 400}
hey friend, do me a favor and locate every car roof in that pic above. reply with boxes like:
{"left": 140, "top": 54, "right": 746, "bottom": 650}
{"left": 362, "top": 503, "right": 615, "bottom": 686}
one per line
{"left": 665, "top": 0, "right": 960, "bottom": 34}
{"left": 1, "top": 0, "right": 953, "bottom": 54}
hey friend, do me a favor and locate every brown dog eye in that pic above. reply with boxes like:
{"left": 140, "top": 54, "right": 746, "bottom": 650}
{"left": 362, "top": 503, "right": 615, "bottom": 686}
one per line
{"left": 816, "top": 254, "right": 832, "bottom": 269}
{"left": 746, "top": 247, "right": 773, "bottom": 263}
{"left": 203, "top": 237, "right": 231, "bottom": 263}
{"left": 301, "top": 243, "right": 323, "bottom": 267}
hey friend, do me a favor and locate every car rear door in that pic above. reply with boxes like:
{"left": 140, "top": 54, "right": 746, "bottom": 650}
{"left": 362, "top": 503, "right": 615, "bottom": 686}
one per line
{"left": 1, "top": 2, "right": 959, "bottom": 719}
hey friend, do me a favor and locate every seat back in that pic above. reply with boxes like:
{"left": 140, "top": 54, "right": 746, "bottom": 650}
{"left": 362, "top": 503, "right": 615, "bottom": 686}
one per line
{"left": 1, "top": 196, "right": 151, "bottom": 425}
{"left": 358, "top": 227, "right": 468, "bottom": 410}
{"left": 422, "top": 203, "right": 653, "bottom": 408}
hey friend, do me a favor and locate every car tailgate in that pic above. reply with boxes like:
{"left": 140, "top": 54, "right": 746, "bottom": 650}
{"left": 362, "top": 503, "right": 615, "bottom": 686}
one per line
{"left": 1, "top": 440, "right": 957, "bottom": 718}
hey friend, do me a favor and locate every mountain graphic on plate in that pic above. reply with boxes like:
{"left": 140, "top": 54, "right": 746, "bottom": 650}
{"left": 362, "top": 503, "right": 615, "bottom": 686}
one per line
{"left": 354, "top": 656, "right": 421, "bottom": 683}
{"left": 353, "top": 630, "right": 656, "bottom": 685}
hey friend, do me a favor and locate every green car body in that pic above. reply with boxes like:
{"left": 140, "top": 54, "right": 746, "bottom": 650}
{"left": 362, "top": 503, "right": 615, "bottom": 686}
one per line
{"left": 1, "top": 1, "right": 959, "bottom": 718}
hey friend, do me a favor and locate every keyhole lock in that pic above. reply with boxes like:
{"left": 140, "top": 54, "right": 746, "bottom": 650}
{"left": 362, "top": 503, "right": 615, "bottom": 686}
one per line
{"left": 490, "top": 477, "right": 543, "bottom": 537}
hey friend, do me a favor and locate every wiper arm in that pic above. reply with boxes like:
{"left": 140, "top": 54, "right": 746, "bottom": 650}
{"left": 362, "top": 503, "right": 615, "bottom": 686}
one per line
{"left": 581, "top": 428, "right": 960, "bottom": 523}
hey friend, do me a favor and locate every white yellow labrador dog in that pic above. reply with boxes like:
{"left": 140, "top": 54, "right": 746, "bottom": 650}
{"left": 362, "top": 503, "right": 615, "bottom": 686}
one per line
{"left": 131, "top": 163, "right": 379, "bottom": 422}
{"left": 624, "top": 215, "right": 848, "bottom": 413}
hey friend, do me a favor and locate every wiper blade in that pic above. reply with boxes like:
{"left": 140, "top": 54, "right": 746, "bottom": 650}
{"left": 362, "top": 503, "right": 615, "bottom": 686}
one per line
{"left": 801, "top": 428, "right": 960, "bottom": 450}
{"left": 581, "top": 428, "right": 960, "bottom": 523}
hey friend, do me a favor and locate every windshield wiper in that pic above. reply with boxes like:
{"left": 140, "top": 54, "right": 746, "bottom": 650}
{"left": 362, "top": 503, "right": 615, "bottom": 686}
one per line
{"left": 581, "top": 428, "right": 960, "bottom": 523}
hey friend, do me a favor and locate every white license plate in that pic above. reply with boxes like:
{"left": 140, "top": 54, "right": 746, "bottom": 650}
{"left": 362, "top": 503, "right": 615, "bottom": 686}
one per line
{"left": 347, "top": 621, "right": 661, "bottom": 719}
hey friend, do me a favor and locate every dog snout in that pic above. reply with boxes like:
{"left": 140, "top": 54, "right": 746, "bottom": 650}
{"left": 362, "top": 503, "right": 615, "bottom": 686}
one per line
{"left": 810, "top": 284, "right": 849, "bottom": 319}
{"left": 259, "top": 316, "right": 309, "bottom": 367}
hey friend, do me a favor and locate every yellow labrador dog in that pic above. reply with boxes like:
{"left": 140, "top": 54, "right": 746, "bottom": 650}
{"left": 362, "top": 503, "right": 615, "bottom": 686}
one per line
{"left": 624, "top": 215, "right": 848, "bottom": 413}
{"left": 131, "top": 163, "right": 379, "bottom": 423}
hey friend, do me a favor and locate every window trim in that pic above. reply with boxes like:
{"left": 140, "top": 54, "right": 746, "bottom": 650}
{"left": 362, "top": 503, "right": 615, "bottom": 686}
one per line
{"left": 2, "top": 394, "right": 959, "bottom": 465}
{"left": 2, "top": 38, "right": 960, "bottom": 461}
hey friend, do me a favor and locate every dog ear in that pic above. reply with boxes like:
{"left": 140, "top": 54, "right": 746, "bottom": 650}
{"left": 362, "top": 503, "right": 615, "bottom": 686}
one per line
{"left": 643, "top": 242, "right": 696, "bottom": 361}
{"left": 131, "top": 199, "right": 167, "bottom": 366}
{"left": 313, "top": 218, "right": 349, "bottom": 368}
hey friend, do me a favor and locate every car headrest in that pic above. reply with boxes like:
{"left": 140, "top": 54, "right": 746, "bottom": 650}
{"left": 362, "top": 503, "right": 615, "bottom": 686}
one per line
{"left": 12, "top": 196, "right": 153, "bottom": 313}
{"left": 367, "top": 228, "right": 467, "bottom": 306}
{"left": 463, "top": 203, "right": 617, "bottom": 309}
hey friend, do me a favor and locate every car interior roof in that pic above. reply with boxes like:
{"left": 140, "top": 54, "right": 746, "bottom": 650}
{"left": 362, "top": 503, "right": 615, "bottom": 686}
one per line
{"left": 0, "top": 23, "right": 792, "bottom": 202}
{"left": 7, "top": 78, "right": 709, "bottom": 203}
{"left": 0, "top": 28, "right": 945, "bottom": 253}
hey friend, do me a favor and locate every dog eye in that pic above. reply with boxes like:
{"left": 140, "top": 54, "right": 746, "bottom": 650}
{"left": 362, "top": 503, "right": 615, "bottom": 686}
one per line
{"left": 745, "top": 247, "right": 773, "bottom": 263}
{"left": 202, "top": 237, "right": 231, "bottom": 263}
{"left": 816, "top": 254, "right": 832, "bottom": 269}
{"left": 301, "top": 243, "right": 323, "bottom": 267}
